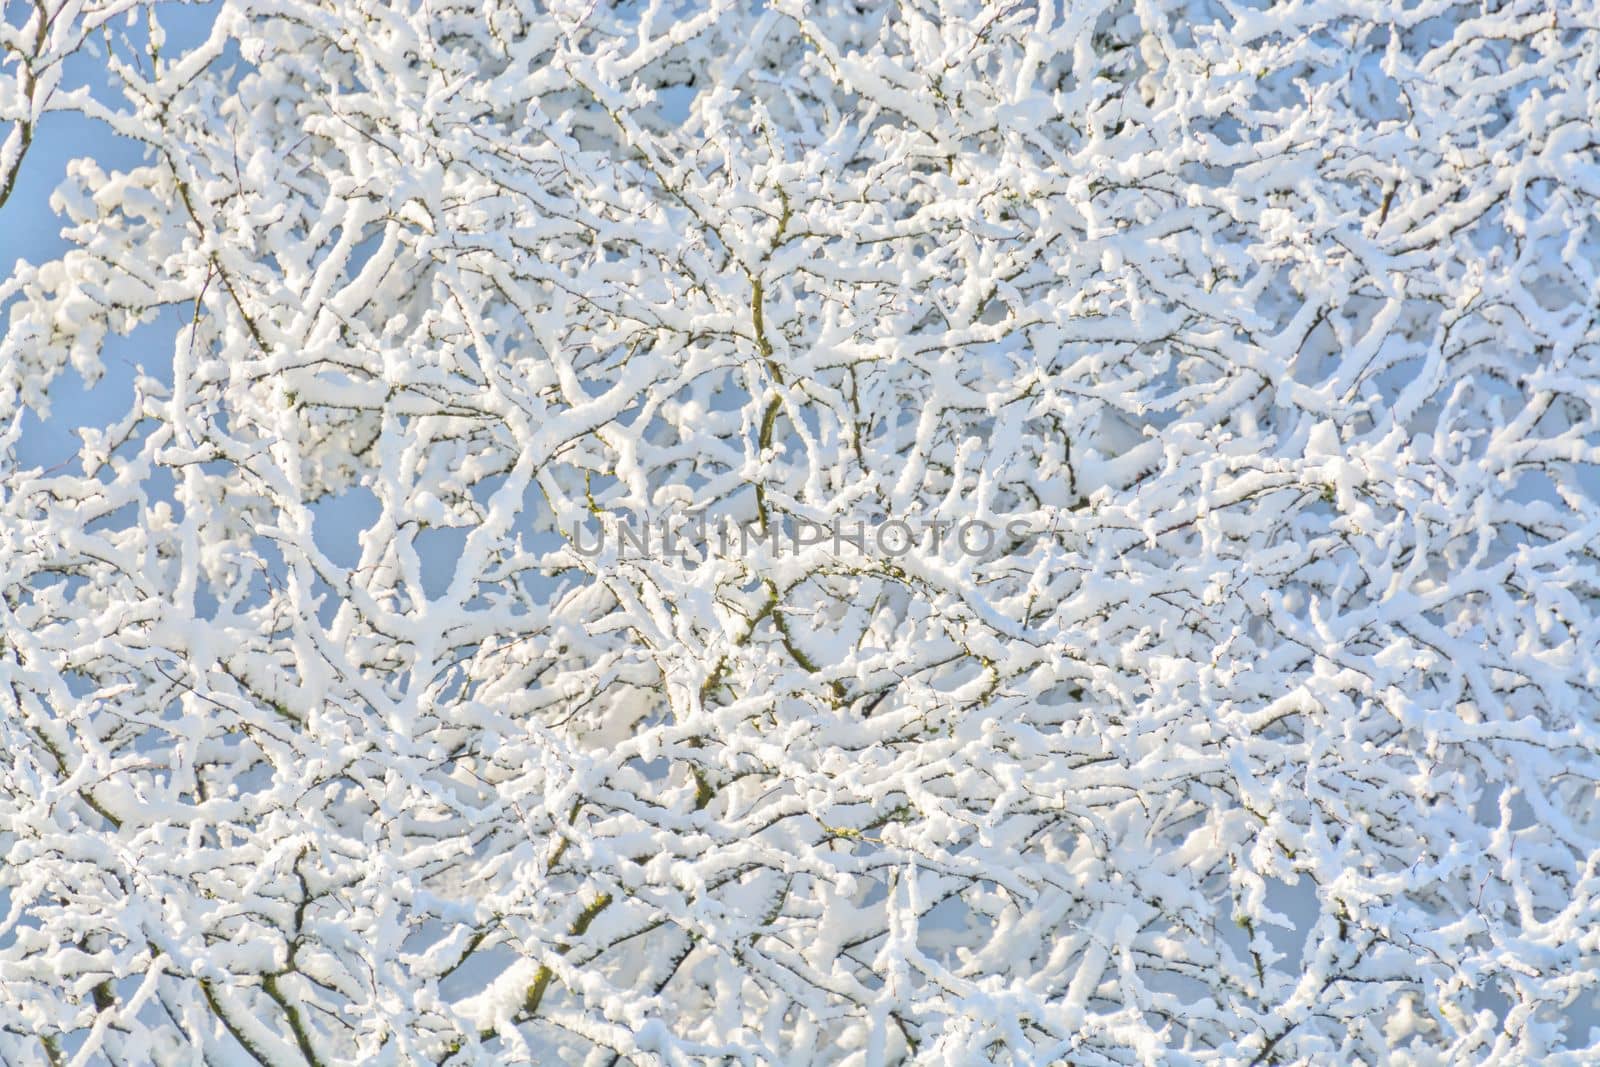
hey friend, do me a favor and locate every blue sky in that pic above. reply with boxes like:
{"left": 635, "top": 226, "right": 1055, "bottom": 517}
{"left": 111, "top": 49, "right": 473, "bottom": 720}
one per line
{"left": 6, "top": 1, "right": 220, "bottom": 471}
{"left": 5, "top": 0, "right": 439, "bottom": 617}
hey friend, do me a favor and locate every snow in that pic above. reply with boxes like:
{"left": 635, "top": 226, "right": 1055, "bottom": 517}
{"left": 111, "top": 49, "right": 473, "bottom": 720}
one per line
{"left": 3, "top": 0, "right": 1600, "bottom": 1062}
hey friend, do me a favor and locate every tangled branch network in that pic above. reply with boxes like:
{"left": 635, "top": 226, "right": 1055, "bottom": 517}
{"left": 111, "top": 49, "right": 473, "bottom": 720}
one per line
{"left": 3, "top": 0, "right": 1600, "bottom": 1063}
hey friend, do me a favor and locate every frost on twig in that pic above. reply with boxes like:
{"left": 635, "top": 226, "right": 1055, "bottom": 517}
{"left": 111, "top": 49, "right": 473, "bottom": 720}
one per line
{"left": 1, "top": 0, "right": 1599, "bottom": 1063}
